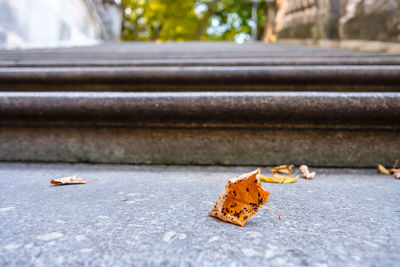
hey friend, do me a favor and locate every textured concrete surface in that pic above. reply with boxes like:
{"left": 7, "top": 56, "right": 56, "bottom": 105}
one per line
{"left": 0, "top": 163, "right": 399, "bottom": 266}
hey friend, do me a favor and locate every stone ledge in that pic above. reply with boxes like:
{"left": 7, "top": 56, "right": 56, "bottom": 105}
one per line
{"left": 2, "top": 56, "right": 400, "bottom": 67}
{"left": 0, "top": 66, "right": 399, "bottom": 92}
{"left": 0, "top": 92, "right": 398, "bottom": 167}
{"left": 0, "top": 126, "right": 397, "bottom": 167}
{"left": 1, "top": 92, "right": 399, "bottom": 127}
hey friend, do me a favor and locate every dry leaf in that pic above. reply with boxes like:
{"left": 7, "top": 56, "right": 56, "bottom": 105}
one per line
{"left": 391, "top": 161, "right": 400, "bottom": 179}
{"left": 392, "top": 160, "right": 398, "bottom": 168}
{"left": 377, "top": 164, "right": 390, "bottom": 175}
{"left": 50, "top": 175, "right": 86, "bottom": 186}
{"left": 271, "top": 164, "right": 293, "bottom": 174}
{"left": 299, "top": 165, "right": 315, "bottom": 180}
{"left": 389, "top": 168, "right": 400, "bottom": 174}
{"left": 389, "top": 160, "right": 399, "bottom": 174}
{"left": 209, "top": 169, "right": 280, "bottom": 227}
{"left": 376, "top": 162, "right": 400, "bottom": 179}
{"left": 260, "top": 173, "right": 297, "bottom": 184}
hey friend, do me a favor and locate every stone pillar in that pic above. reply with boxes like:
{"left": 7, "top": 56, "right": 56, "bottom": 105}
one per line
{"left": 339, "top": 0, "right": 400, "bottom": 41}
{"left": 262, "top": 0, "right": 278, "bottom": 42}
{"left": 276, "top": 0, "right": 323, "bottom": 40}
{"left": 0, "top": 0, "right": 122, "bottom": 48}
{"left": 92, "top": 0, "right": 122, "bottom": 41}
{"left": 0, "top": 0, "right": 103, "bottom": 48}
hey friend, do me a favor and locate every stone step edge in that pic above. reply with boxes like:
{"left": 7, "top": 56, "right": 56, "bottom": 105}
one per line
{"left": 0, "top": 66, "right": 400, "bottom": 84}
{"left": 0, "top": 92, "right": 399, "bottom": 128}
{"left": 2, "top": 57, "right": 400, "bottom": 68}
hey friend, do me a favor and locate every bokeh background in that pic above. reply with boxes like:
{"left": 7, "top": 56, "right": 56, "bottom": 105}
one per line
{"left": 1, "top": 0, "right": 399, "bottom": 48}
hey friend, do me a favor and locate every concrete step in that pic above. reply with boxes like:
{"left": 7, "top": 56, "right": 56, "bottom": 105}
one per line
{"left": 1, "top": 41, "right": 389, "bottom": 58}
{"left": 1, "top": 66, "right": 399, "bottom": 92}
{"left": 1, "top": 42, "right": 398, "bottom": 166}
{"left": 3, "top": 57, "right": 400, "bottom": 67}
{"left": 1, "top": 42, "right": 399, "bottom": 92}
{"left": 0, "top": 163, "right": 399, "bottom": 266}
{"left": 0, "top": 92, "right": 398, "bottom": 167}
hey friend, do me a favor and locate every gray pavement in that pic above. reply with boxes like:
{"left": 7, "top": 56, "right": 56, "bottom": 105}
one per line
{"left": 0, "top": 163, "right": 399, "bottom": 266}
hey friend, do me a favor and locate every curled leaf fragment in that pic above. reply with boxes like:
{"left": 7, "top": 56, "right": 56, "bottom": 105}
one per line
{"left": 389, "top": 160, "right": 399, "bottom": 175}
{"left": 271, "top": 164, "right": 293, "bottom": 174}
{"left": 299, "top": 165, "right": 316, "bottom": 180}
{"left": 50, "top": 175, "right": 86, "bottom": 186}
{"left": 392, "top": 160, "right": 398, "bottom": 169}
{"left": 260, "top": 173, "right": 297, "bottom": 184}
{"left": 377, "top": 164, "right": 390, "bottom": 175}
{"left": 389, "top": 168, "right": 400, "bottom": 174}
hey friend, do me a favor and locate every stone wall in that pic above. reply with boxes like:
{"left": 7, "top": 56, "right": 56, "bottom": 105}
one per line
{"left": 275, "top": 0, "right": 400, "bottom": 41}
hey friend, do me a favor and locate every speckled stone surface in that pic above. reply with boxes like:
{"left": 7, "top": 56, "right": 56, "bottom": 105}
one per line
{"left": 0, "top": 163, "right": 399, "bottom": 266}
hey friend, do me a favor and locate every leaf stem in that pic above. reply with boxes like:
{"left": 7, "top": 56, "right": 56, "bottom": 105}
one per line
{"left": 259, "top": 205, "right": 281, "bottom": 220}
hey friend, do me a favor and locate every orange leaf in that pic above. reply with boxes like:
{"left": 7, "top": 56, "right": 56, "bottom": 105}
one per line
{"left": 50, "top": 175, "right": 86, "bottom": 186}
{"left": 271, "top": 164, "right": 293, "bottom": 174}
{"left": 209, "top": 169, "right": 279, "bottom": 227}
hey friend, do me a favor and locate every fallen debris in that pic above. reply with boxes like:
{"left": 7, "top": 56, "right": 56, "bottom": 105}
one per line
{"left": 271, "top": 164, "right": 293, "bottom": 174}
{"left": 260, "top": 173, "right": 297, "bottom": 184}
{"left": 50, "top": 175, "right": 86, "bottom": 186}
{"left": 389, "top": 160, "right": 399, "bottom": 175}
{"left": 299, "top": 165, "right": 316, "bottom": 180}
{"left": 391, "top": 160, "right": 400, "bottom": 179}
{"left": 209, "top": 169, "right": 280, "bottom": 227}
{"left": 377, "top": 164, "right": 390, "bottom": 175}
{"left": 377, "top": 162, "right": 400, "bottom": 179}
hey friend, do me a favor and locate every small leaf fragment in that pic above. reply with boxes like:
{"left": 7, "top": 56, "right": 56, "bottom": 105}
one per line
{"left": 260, "top": 173, "right": 297, "bottom": 184}
{"left": 50, "top": 175, "right": 86, "bottom": 186}
{"left": 392, "top": 160, "right": 398, "bottom": 169}
{"left": 389, "top": 161, "right": 399, "bottom": 174}
{"left": 273, "top": 173, "right": 298, "bottom": 183}
{"left": 377, "top": 164, "right": 390, "bottom": 175}
{"left": 391, "top": 161, "right": 400, "bottom": 179}
{"left": 299, "top": 165, "right": 316, "bottom": 180}
{"left": 389, "top": 168, "right": 400, "bottom": 174}
{"left": 271, "top": 164, "right": 293, "bottom": 174}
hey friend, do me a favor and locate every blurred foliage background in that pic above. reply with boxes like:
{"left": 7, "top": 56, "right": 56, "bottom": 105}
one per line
{"left": 121, "top": 0, "right": 267, "bottom": 42}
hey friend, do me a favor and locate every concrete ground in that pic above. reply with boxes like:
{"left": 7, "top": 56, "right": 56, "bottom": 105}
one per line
{"left": 0, "top": 163, "right": 399, "bottom": 266}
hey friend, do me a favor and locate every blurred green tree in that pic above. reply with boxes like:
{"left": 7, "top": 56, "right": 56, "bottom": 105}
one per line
{"left": 121, "top": 0, "right": 267, "bottom": 42}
